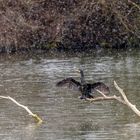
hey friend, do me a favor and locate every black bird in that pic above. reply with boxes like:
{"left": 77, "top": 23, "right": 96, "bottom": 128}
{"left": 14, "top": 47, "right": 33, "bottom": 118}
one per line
{"left": 56, "top": 69, "right": 110, "bottom": 99}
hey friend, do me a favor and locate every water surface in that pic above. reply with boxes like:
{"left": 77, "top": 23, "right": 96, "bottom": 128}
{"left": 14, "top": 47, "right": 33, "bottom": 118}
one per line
{"left": 0, "top": 49, "right": 140, "bottom": 140}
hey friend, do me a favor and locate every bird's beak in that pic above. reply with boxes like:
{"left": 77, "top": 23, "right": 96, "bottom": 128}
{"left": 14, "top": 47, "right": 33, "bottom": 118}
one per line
{"left": 75, "top": 69, "right": 80, "bottom": 73}
{"left": 75, "top": 69, "right": 81, "bottom": 76}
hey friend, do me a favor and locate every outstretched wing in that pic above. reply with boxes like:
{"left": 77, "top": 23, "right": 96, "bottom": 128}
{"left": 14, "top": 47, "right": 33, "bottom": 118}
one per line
{"left": 56, "top": 78, "right": 81, "bottom": 91}
{"left": 91, "top": 82, "right": 110, "bottom": 94}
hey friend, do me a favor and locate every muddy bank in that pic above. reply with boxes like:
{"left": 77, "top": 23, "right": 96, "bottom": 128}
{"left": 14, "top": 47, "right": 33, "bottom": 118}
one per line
{"left": 0, "top": 0, "right": 140, "bottom": 53}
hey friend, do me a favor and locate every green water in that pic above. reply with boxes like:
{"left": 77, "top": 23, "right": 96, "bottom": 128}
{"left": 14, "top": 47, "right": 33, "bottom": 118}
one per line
{"left": 0, "top": 49, "right": 140, "bottom": 140}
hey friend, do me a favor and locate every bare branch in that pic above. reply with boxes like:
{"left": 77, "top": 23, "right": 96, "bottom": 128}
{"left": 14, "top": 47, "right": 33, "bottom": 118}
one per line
{"left": 87, "top": 90, "right": 126, "bottom": 105}
{"left": 114, "top": 81, "right": 140, "bottom": 117}
{"left": 96, "top": 89, "right": 107, "bottom": 97}
{"left": 0, "top": 96, "right": 43, "bottom": 124}
{"left": 128, "top": 0, "right": 140, "bottom": 10}
{"left": 87, "top": 81, "right": 140, "bottom": 118}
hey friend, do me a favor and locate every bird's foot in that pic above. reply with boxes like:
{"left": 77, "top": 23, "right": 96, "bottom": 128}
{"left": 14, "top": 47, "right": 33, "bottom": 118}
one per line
{"left": 79, "top": 95, "right": 86, "bottom": 100}
{"left": 79, "top": 95, "right": 94, "bottom": 100}
{"left": 87, "top": 95, "right": 94, "bottom": 99}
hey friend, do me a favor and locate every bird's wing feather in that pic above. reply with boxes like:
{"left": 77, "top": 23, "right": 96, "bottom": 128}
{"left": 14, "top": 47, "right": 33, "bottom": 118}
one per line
{"left": 91, "top": 82, "right": 110, "bottom": 94}
{"left": 56, "top": 78, "right": 81, "bottom": 91}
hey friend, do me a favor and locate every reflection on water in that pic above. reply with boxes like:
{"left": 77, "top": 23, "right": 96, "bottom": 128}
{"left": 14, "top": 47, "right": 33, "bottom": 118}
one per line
{"left": 0, "top": 49, "right": 140, "bottom": 140}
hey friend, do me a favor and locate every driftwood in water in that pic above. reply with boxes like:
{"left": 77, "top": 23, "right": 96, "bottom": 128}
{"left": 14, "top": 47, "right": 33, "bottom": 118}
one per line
{"left": 87, "top": 81, "right": 140, "bottom": 117}
{"left": 0, "top": 96, "right": 42, "bottom": 124}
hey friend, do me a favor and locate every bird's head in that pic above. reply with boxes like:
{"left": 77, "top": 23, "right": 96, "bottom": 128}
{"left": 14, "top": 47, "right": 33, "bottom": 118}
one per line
{"left": 75, "top": 69, "right": 83, "bottom": 75}
{"left": 75, "top": 69, "right": 85, "bottom": 78}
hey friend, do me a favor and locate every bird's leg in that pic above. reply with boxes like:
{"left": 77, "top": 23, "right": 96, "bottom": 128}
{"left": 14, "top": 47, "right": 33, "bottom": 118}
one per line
{"left": 86, "top": 94, "right": 94, "bottom": 99}
{"left": 79, "top": 91, "right": 87, "bottom": 100}
{"left": 80, "top": 95, "right": 86, "bottom": 100}
{"left": 80, "top": 91, "right": 94, "bottom": 99}
{"left": 80, "top": 94, "right": 94, "bottom": 100}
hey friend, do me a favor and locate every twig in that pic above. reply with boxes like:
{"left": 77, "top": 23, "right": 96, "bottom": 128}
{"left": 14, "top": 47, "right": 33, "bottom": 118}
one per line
{"left": 97, "top": 89, "right": 126, "bottom": 104}
{"left": 86, "top": 81, "right": 140, "bottom": 117}
{"left": 0, "top": 96, "right": 43, "bottom": 124}
{"left": 114, "top": 81, "right": 140, "bottom": 117}
{"left": 128, "top": 0, "right": 140, "bottom": 10}
{"left": 88, "top": 81, "right": 140, "bottom": 118}
{"left": 87, "top": 89, "right": 126, "bottom": 105}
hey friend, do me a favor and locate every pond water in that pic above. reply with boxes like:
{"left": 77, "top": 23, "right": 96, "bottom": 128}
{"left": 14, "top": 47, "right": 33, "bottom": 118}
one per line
{"left": 0, "top": 49, "right": 140, "bottom": 140}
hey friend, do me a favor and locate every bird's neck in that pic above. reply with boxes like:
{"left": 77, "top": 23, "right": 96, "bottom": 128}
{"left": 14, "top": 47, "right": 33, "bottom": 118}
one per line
{"left": 80, "top": 70, "right": 86, "bottom": 85}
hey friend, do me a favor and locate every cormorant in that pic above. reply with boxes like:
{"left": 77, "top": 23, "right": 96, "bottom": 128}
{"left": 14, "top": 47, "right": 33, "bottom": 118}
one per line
{"left": 56, "top": 69, "right": 110, "bottom": 99}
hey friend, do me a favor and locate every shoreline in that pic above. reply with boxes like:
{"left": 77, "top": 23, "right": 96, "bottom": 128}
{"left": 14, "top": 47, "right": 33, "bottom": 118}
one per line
{"left": 0, "top": 0, "right": 139, "bottom": 54}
